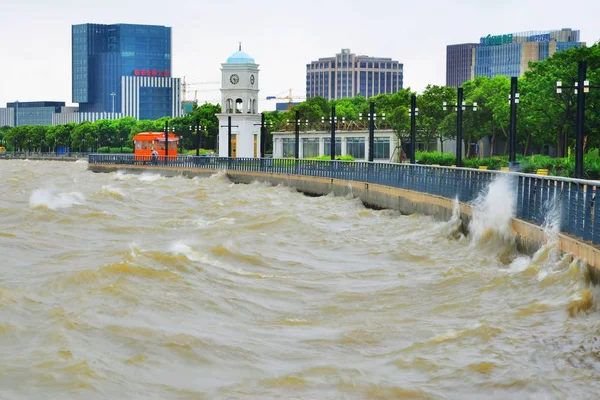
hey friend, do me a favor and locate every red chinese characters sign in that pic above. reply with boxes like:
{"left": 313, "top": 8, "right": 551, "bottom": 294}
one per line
{"left": 133, "top": 69, "right": 169, "bottom": 77}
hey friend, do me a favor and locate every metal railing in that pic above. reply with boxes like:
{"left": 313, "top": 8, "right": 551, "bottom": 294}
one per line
{"left": 89, "top": 154, "right": 600, "bottom": 246}
{"left": 1, "top": 152, "right": 91, "bottom": 158}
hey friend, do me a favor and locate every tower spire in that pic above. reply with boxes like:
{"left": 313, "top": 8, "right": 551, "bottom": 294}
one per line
{"left": 238, "top": 42, "right": 242, "bottom": 51}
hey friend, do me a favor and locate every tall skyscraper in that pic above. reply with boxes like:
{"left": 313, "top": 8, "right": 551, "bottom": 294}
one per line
{"left": 447, "top": 28, "right": 584, "bottom": 87}
{"left": 72, "top": 23, "right": 181, "bottom": 120}
{"left": 306, "top": 49, "right": 403, "bottom": 100}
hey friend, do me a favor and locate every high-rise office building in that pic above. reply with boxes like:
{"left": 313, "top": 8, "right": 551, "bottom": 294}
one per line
{"left": 446, "top": 43, "right": 479, "bottom": 87}
{"left": 306, "top": 49, "right": 403, "bottom": 100}
{"left": 447, "top": 28, "right": 584, "bottom": 87}
{"left": 72, "top": 23, "right": 181, "bottom": 120}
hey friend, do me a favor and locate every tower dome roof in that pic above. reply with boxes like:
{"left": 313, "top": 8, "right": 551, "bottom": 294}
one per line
{"left": 226, "top": 50, "right": 255, "bottom": 64}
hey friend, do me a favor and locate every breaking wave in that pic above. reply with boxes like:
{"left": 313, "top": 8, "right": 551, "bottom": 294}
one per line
{"left": 29, "top": 188, "right": 85, "bottom": 210}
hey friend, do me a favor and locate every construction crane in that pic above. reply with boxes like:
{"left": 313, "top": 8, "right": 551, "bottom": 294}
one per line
{"left": 266, "top": 89, "right": 305, "bottom": 111}
{"left": 182, "top": 77, "right": 220, "bottom": 102}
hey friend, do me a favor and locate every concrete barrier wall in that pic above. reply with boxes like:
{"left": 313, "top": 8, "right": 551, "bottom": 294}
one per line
{"left": 88, "top": 164, "right": 600, "bottom": 274}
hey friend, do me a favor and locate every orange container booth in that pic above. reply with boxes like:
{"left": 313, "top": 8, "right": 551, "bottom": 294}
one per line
{"left": 133, "top": 132, "right": 179, "bottom": 161}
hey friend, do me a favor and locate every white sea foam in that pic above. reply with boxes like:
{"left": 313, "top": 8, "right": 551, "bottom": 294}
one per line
{"left": 169, "top": 242, "right": 204, "bottom": 262}
{"left": 29, "top": 188, "right": 85, "bottom": 210}
{"left": 112, "top": 170, "right": 135, "bottom": 181}
{"left": 469, "top": 174, "right": 516, "bottom": 253}
{"left": 138, "top": 173, "right": 163, "bottom": 182}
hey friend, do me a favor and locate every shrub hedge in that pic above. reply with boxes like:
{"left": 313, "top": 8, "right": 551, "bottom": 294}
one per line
{"left": 415, "top": 150, "right": 600, "bottom": 179}
{"left": 97, "top": 146, "right": 134, "bottom": 154}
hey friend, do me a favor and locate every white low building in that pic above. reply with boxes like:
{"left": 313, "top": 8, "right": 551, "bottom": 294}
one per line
{"left": 272, "top": 129, "right": 400, "bottom": 162}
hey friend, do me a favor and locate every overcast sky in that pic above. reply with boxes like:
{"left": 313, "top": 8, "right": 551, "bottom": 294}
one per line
{"left": 1, "top": 0, "right": 598, "bottom": 111}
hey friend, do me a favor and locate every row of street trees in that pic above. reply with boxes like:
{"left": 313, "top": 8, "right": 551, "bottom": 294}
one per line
{"left": 273, "top": 42, "right": 600, "bottom": 158}
{"left": 0, "top": 104, "right": 222, "bottom": 154}
{"left": 1, "top": 43, "right": 598, "bottom": 158}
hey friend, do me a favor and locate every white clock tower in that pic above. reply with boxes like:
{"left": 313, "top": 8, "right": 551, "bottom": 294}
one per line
{"left": 217, "top": 45, "right": 261, "bottom": 158}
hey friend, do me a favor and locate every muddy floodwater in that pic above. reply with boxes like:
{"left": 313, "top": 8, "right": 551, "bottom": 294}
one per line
{"left": 1, "top": 160, "right": 599, "bottom": 399}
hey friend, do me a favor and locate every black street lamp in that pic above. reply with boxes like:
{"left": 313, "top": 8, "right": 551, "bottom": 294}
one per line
{"left": 163, "top": 121, "right": 170, "bottom": 165}
{"left": 286, "top": 111, "right": 309, "bottom": 159}
{"left": 443, "top": 88, "right": 477, "bottom": 167}
{"left": 220, "top": 116, "right": 239, "bottom": 158}
{"left": 359, "top": 102, "right": 385, "bottom": 162}
{"left": 408, "top": 94, "right": 418, "bottom": 164}
{"left": 190, "top": 120, "right": 207, "bottom": 156}
{"left": 321, "top": 106, "right": 338, "bottom": 160}
{"left": 556, "top": 61, "right": 599, "bottom": 179}
{"left": 253, "top": 112, "right": 274, "bottom": 158}
{"left": 508, "top": 77, "right": 520, "bottom": 166}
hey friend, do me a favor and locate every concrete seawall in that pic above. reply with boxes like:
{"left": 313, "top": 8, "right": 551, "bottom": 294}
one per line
{"left": 88, "top": 164, "right": 600, "bottom": 278}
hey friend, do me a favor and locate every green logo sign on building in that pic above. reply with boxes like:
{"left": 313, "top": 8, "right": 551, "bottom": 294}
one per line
{"left": 480, "top": 34, "right": 514, "bottom": 46}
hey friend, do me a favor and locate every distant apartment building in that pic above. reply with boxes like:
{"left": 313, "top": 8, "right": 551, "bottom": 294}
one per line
{"left": 446, "top": 28, "right": 584, "bottom": 87}
{"left": 306, "top": 49, "right": 403, "bottom": 100}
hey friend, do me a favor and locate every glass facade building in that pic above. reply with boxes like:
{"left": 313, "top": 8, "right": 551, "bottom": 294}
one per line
{"left": 446, "top": 43, "right": 479, "bottom": 87}
{"left": 6, "top": 102, "right": 65, "bottom": 126}
{"left": 72, "top": 23, "right": 172, "bottom": 117}
{"left": 447, "top": 28, "right": 584, "bottom": 87}
{"left": 306, "top": 49, "right": 403, "bottom": 100}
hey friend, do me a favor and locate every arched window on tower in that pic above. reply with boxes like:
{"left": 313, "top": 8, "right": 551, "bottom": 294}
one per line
{"left": 235, "top": 99, "right": 243, "bottom": 113}
{"left": 226, "top": 99, "right": 233, "bottom": 114}
{"left": 252, "top": 99, "right": 257, "bottom": 114}
{"left": 247, "top": 99, "right": 252, "bottom": 114}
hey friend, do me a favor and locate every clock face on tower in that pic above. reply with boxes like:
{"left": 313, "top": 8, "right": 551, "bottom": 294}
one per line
{"left": 230, "top": 74, "right": 239, "bottom": 85}
{"left": 250, "top": 74, "right": 255, "bottom": 85}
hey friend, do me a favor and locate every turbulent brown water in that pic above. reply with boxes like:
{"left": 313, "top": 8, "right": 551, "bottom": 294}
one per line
{"left": 1, "top": 160, "right": 600, "bottom": 399}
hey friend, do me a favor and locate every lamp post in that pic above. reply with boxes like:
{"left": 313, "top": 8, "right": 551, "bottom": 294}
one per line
{"left": 443, "top": 88, "right": 477, "bottom": 167}
{"left": 408, "top": 94, "right": 418, "bottom": 164}
{"left": 253, "top": 112, "right": 274, "bottom": 158}
{"left": 359, "top": 102, "right": 385, "bottom": 162}
{"left": 220, "top": 116, "right": 239, "bottom": 158}
{"left": 321, "top": 106, "right": 338, "bottom": 160}
{"left": 190, "top": 120, "right": 207, "bottom": 157}
{"left": 163, "top": 121, "right": 169, "bottom": 166}
{"left": 287, "top": 111, "right": 309, "bottom": 159}
{"left": 110, "top": 92, "right": 116, "bottom": 114}
{"left": 508, "top": 77, "right": 520, "bottom": 167}
{"left": 556, "top": 61, "right": 599, "bottom": 179}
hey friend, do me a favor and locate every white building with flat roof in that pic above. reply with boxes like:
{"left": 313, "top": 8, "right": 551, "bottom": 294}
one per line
{"left": 272, "top": 129, "right": 400, "bottom": 162}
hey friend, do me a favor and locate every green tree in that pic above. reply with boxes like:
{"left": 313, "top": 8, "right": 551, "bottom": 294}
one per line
{"left": 27, "top": 126, "right": 46, "bottom": 152}
{"left": 519, "top": 45, "right": 600, "bottom": 157}
{"left": 113, "top": 117, "right": 137, "bottom": 150}
{"left": 418, "top": 85, "right": 457, "bottom": 151}
{"left": 0, "top": 126, "right": 11, "bottom": 148}
{"left": 72, "top": 122, "right": 98, "bottom": 151}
